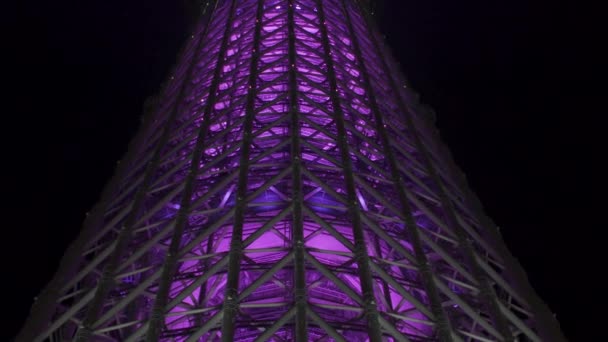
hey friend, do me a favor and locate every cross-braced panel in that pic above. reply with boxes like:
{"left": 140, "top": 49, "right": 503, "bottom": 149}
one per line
{"left": 18, "top": 1, "right": 566, "bottom": 342}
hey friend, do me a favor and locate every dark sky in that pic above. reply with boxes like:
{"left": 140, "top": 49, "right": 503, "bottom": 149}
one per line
{"left": 6, "top": 0, "right": 602, "bottom": 340}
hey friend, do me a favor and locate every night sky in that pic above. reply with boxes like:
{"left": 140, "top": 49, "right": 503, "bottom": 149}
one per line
{"left": 6, "top": 0, "right": 601, "bottom": 340}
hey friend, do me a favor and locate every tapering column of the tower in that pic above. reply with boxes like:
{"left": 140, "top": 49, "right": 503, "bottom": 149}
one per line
{"left": 18, "top": 1, "right": 566, "bottom": 341}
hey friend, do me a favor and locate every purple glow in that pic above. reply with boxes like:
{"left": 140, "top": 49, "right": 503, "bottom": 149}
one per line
{"left": 24, "top": 1, "right": 557, "bottom": 342}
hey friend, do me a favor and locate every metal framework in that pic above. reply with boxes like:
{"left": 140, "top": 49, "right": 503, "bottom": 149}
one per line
{"left": 18, "top": 1, "right": 566, "bottom": 341}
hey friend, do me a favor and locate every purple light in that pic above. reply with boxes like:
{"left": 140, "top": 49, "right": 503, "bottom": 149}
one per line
{"left": 21, "top": 1, "right": 561, "bottom": 342}
{"left": 307, "top": 191, "right": 347, "bottom": 215}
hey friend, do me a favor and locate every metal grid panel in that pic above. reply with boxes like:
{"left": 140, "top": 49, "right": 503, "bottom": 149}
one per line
{"left": 17, "top": 1, "right": 566, "bottom": 341}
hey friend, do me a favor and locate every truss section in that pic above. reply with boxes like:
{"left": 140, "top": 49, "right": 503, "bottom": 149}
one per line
{"left": 18, "top": 1, "right": 566, "bottom": 342}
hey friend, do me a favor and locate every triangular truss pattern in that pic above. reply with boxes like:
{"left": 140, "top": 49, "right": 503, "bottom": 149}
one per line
{"left": 18, "top": 1, "right": 566, "bottom": 341}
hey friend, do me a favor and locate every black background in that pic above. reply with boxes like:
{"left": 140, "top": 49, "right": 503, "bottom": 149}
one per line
{"left": 5, "top": 0, "right": 603, "bottom": 340}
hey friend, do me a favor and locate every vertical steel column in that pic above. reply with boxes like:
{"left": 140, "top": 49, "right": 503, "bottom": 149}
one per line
{"left": 390, "top": 69, "right": 566, "bottom": 340}
{"left": 17, "top": 10, "right": 204, "bottom": 333}
{"left": 143, "top": 1, "right": 237, "bottom": 340}
{"left": 15, "top": 79, "right": 159, "bottom": 342}
{"left": 193, "top": 232, "right": 215, "bottom": 328}
{"left": 72, "top": 4, "right": 220, "bottom": 341}
{"left": 286, "top": 0, "right": 308, "bottom": 340}
{"left": 355, "top": 3, "right": 514, "bottom": 341}
{"left": 373, "top": 238, "right": 396, "bottom": 325}
{"left": 315, "top": 1, "right": 383, "bottom": 341}
{"left": 341, "top": 1, "right": 456, "bottom": 340}
{"left": 219, "top": 1, "right": 263, "bottom": 340}
{"left": 460, "top": 184, "right": 567, "bottom": 341}
{"left": 403, "top": 78, "right": 566, "bottom": 340}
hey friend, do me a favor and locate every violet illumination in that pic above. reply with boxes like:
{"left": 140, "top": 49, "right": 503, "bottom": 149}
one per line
{"left": 18, "top": 1, "right": 566, "bottom": 341}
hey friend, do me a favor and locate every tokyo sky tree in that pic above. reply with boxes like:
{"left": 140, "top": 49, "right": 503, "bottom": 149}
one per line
{"left": 19, "top": 0, "right": 566, "bottom": 341}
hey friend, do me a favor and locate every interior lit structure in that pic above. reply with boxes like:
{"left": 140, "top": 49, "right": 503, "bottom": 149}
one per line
{"left": 18, "top": 1, "right": 566, "bottom": 341}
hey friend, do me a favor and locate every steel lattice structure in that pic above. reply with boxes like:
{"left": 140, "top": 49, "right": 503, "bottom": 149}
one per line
{"left": 18, "top": 1, "right": 566, "bottom": 341}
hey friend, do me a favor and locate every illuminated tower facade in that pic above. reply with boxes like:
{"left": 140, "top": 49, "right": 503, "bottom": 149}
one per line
{"left": 18, "top": 0, "right": 566, "bottom": 341}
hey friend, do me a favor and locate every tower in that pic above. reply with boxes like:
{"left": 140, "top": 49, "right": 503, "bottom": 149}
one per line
{"left": 18, "top": 0, "right": 566, "bottom": 341}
